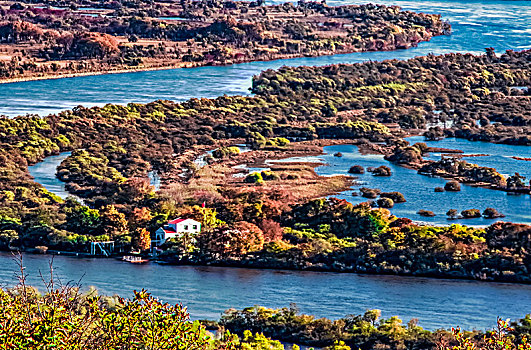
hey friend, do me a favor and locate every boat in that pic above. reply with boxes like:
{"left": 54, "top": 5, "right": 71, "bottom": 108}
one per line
{"left": 122, "top": 255, "right": 150, "bottom": 264}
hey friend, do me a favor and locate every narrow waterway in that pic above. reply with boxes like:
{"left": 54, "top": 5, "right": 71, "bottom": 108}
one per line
{"left": 27, "top": 152, "right": 73, "bottom": 199}
{"left": 0, "top": 0, "right": 530, "bottom": 117}
{"left": 0, "top": 252, "right": 530, "bottom": 331}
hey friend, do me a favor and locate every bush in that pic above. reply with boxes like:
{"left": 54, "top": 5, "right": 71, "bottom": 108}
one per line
{"left": 261, "top": 170, "right": 280, "bottom": 181}
{"left": 212, "top": 146, "right": 241, "bottom": 159}
{"left": 380, "top": 192, "right": 406, "bottom": 203}
{"left": 444, "top": 181, "right": 461, "bottom": 192}
{"left": 370, "top": 165, "right": 392, "bottom": 177}
{"left": 482, "top": 207, "right": 505, "bottom": 219}
{"left": 376, "top": 197, "right": 394, "bottom": 208}
{"left": 461, "top": 209, "right": 481, "bottom": 218}
{"left": 0, "top": 283, "right": 209, "bottom": 349}
{"left": 245, "top": 172, "right": 264, "bottom": 184}
{"left": 348, "top": 165, "right": 365, "bottom": 174}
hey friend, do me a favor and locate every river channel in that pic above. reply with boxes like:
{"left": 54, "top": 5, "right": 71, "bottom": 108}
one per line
{"left": 0, "top": 252, "right": 530, "bottom": 331}
{"left": 2, "top": 0, "right": 531, "bottom": 332}
{"left": 0, "top": 0, "right": 530, "bottom": 117}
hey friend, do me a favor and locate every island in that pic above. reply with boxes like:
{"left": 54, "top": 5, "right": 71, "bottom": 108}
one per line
{"left": 0, "top": 0, "right": 450, "bottom": 82}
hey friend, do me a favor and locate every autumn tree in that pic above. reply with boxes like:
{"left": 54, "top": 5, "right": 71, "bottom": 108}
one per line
{"left": 99, "top": 205, "right": 129, "bottom": 240}
{"left": 200, "top": 221, "right": 264, "bottom": 258}
{"left": 259, "top": 219, "right": 284, "bottom": 242}
{"left": 132, "top": 228, "right": 151, "bottom": 251}
{"left": 179, "top": 205, "right": 225, "bottom": 229}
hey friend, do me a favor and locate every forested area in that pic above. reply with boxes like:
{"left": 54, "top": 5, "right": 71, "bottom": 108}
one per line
{"left": 0, "top": 49, "right": 530, "bottom": 283}
{"left": 0, "top": 0, "right": 450, "bottom": 80}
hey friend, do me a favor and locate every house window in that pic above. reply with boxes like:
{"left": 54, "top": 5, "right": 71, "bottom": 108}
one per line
{"left": 184, "top": 225, "right": 188, "bottom": 230}
{"left": 193, "top": 225, "right": 197, "bottom": 230}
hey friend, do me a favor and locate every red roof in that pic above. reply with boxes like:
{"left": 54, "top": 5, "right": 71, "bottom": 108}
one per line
{"left": 168, "top": 218, "right": 186, "bottom": 224}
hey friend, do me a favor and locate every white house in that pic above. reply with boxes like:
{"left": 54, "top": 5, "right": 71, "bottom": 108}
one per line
{"left": 153, "top": 218, "right": 201, "bottom": 246}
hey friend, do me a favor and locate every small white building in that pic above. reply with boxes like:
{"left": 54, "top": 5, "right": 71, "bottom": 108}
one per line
{"left": 153, "top": 218, "right": 201, "bottom": 246}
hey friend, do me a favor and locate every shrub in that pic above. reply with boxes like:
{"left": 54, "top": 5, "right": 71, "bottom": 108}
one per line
{"left": 348, "top": 165, "right": 365, "bottom": 174}
{"left": 212, "top": 146, "right": 241, "bottom": 159}
{"left": 261, "top": 170, "right": 280, "bottom": 181}
{"left": 245, "top": 172, "right": 264, "bottom": 184}
{"left": 380, "top": 192, "right": 406, "bottom": 203}
{"left": 444, "top": 181, "right": 461, "bottom": 192}
{"left": 376, "top": 197, "right": 394, "bottom": 208}
{"left": 0, "top": 279, "right": 209, "bottom": 349}
{"left": 461, "top": 209, "right": 481, "bottom": 218}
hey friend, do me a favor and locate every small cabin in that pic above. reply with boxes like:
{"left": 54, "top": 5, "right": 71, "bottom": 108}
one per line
{"left": 153, "top": 218, "right": 201, "bottom": 246}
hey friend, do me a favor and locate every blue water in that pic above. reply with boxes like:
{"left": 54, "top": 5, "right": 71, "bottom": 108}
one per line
{"left": 1, "top": 0, "right": 530, "bottom": 117}
{"left": 0, "top": 252, "right": 530, "bottom": 331}
{"left": 406, "top": 136, "right": 531, "bottom": 179}
{"left": 272, "top": 143, "right": 531, "bottom": 225}
{"left": 27, "top": 152, "right": 73, "bottom": 199}
{"left": 4, "top": 0, "right": 531, "bottom": 331}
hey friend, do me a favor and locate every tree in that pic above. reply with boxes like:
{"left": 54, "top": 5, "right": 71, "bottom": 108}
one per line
{"left": 259, "top": 219, "right": 284, "bottom": 242}
{"left": 200, "top": 221, "right": 264, "bottom": 258}
{"left": 507, "top": 173, "right": 526, "bottom": 190}
{"left": 129, "top": 207, "right": 152, "bottom": 231}
{"left": 62, "top": 201, "right": 101, "bottom": 236}
{"left": 118, "top": 178, "right": 154, "bottom": 204}
{"left": 133, "top": 228, "right": 151, "bottom": 251}
{"left": 179, "top": 205, "right": 225, "bottom": 230}
{"left": 99, "top": 205, "right": 129, "bottom": 240}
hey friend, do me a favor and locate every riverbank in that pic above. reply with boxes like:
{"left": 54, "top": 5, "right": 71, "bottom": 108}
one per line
{"left": 0, "top": 1, "right": 450, "bottom": 84}
{"left": 2, "top": 251, "right": 530, "bottom": 331}
{"left": 0, "top": 45, "right": 422, "bottom": 85}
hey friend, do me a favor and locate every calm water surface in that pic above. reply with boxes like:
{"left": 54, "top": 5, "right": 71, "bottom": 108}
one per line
{"left": 271, "top": 141, "right": 531, "bottom": 225}
{"left": 27, "top": 152, "right": 72, "bottom": 199}
{"left": 406, "top": 136, "right": 531, "bottom": 179}
{"left": 0, "top": 252, "right": 530, "bottom": 331}
{"left": 4, "top": 0, "right": 531, "bottom": 330}
{"left": 0, "top": 0, "right": 530, "bottom": 116}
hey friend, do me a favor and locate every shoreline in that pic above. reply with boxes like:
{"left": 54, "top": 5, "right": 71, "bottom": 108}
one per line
{"left": 5, "top": 247, "right": 530, "bottom": 286}
{"left": 0, "top": 44, "right": 429, "bottom": 85}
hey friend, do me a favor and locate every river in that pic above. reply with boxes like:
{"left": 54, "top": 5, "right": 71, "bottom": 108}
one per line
{"left": 27, "top": 152, "right": 73, "bottom": 199}
{"left": 4, "top": 0, "right": 531, "bottom": 332}
{"left": 1, "top": 252, "right": 530, "bottom": 331}
{"left": 0, "top": 0, "right": 530, "bottom": 117}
